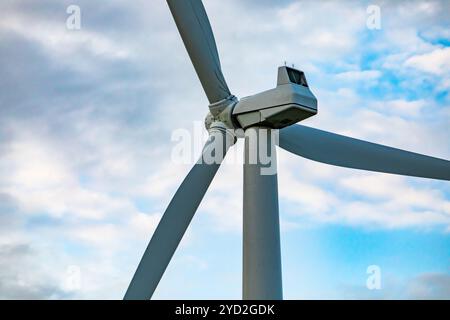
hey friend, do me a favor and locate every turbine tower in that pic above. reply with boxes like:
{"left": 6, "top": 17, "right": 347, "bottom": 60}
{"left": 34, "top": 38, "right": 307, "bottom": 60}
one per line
{"left": 124, "top": 0, "right": 450, "bottom": 300}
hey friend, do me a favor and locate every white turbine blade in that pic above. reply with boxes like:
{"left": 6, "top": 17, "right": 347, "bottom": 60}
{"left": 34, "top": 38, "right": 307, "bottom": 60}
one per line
{"left": 279, "top": 125, "right": 450, "bottom": 181}
{"left": 167, "top": 0, "right": 231, "bottom": 103}
{"left": 124, "top": 131, "right": 234, "bottom": 300}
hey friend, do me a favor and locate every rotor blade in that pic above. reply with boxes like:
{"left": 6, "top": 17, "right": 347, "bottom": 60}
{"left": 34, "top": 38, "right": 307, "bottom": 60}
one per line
{"left": 124, "top": 130, "right": 234, "bottom": 300}
{"left": 279, "top": 125, "right": 450, "bottom": 181}
{"left": 167, "top": 0, "right": 231, "bottom": 104}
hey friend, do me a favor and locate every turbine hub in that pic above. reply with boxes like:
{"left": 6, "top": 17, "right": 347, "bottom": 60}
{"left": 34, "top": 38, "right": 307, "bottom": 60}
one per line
{"left": 205, "top": 95, "right": 239, "bottom": 130}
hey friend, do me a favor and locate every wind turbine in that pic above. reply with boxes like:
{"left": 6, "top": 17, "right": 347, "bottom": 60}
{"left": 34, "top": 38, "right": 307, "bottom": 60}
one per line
{"left": 124, "top": 0, "right": 450, "bottom": 300}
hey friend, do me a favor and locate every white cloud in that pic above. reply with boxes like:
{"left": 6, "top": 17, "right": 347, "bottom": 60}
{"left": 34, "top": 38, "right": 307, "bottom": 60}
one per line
{"left": 335, "top": 70, "right": 382, "bottom": 82}
{"left": 275, "top": 1, "right": 365, "bottom": 57}
{"left": 338, "top": 174, "right": 450, "bottom": 228}
{"left": 70, "top": 224, "right": 122, "bottom": 248}
{"left": 0, "top": 14, "right": 130, "bottom": 61}
{"left": 69, "top": 211, "right": 161, "bottom": 250}
{"left": 129, "top": 212, "right": 161, "bottom": 238}
{"left": 407, "top": 273, "right": 450, "bottom": 299}
{"left": 404, "top": 47, "right": 450, "bottom": 75}
{"left": 370, "top": 99, "right": 427, "bottom": 117}
{"left": 279, "top": 171, "right": 338, "bottom": 216}
{"left": 0, "top": 132, "right": 139, "bottom": 220}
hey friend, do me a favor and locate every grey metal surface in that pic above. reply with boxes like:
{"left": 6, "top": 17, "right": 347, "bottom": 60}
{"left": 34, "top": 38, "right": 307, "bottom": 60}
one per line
{"left": 280, "top": 124, "right": 450, "bottom": 180}
{"left": 233, "top": 67, "right": 317, "bottom": 129}
{"left": 124, "top": 131, "right": 233, "bottom": 300}
{"left": 243, "top": 127, "right": 283, "bottom": 300}
{"left": 167, "top": 0, "right": 231, "bottom": 103}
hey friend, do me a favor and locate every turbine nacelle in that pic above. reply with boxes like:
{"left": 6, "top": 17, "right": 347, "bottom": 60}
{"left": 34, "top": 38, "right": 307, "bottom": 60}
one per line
{"left": 232, "top": 66, "right": 318, "bottom": 129}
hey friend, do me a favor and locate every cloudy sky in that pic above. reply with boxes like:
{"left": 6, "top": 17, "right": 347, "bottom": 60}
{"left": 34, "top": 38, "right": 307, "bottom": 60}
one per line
{"left": 0, "top": 0, "right": 449, "bottom": 299}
